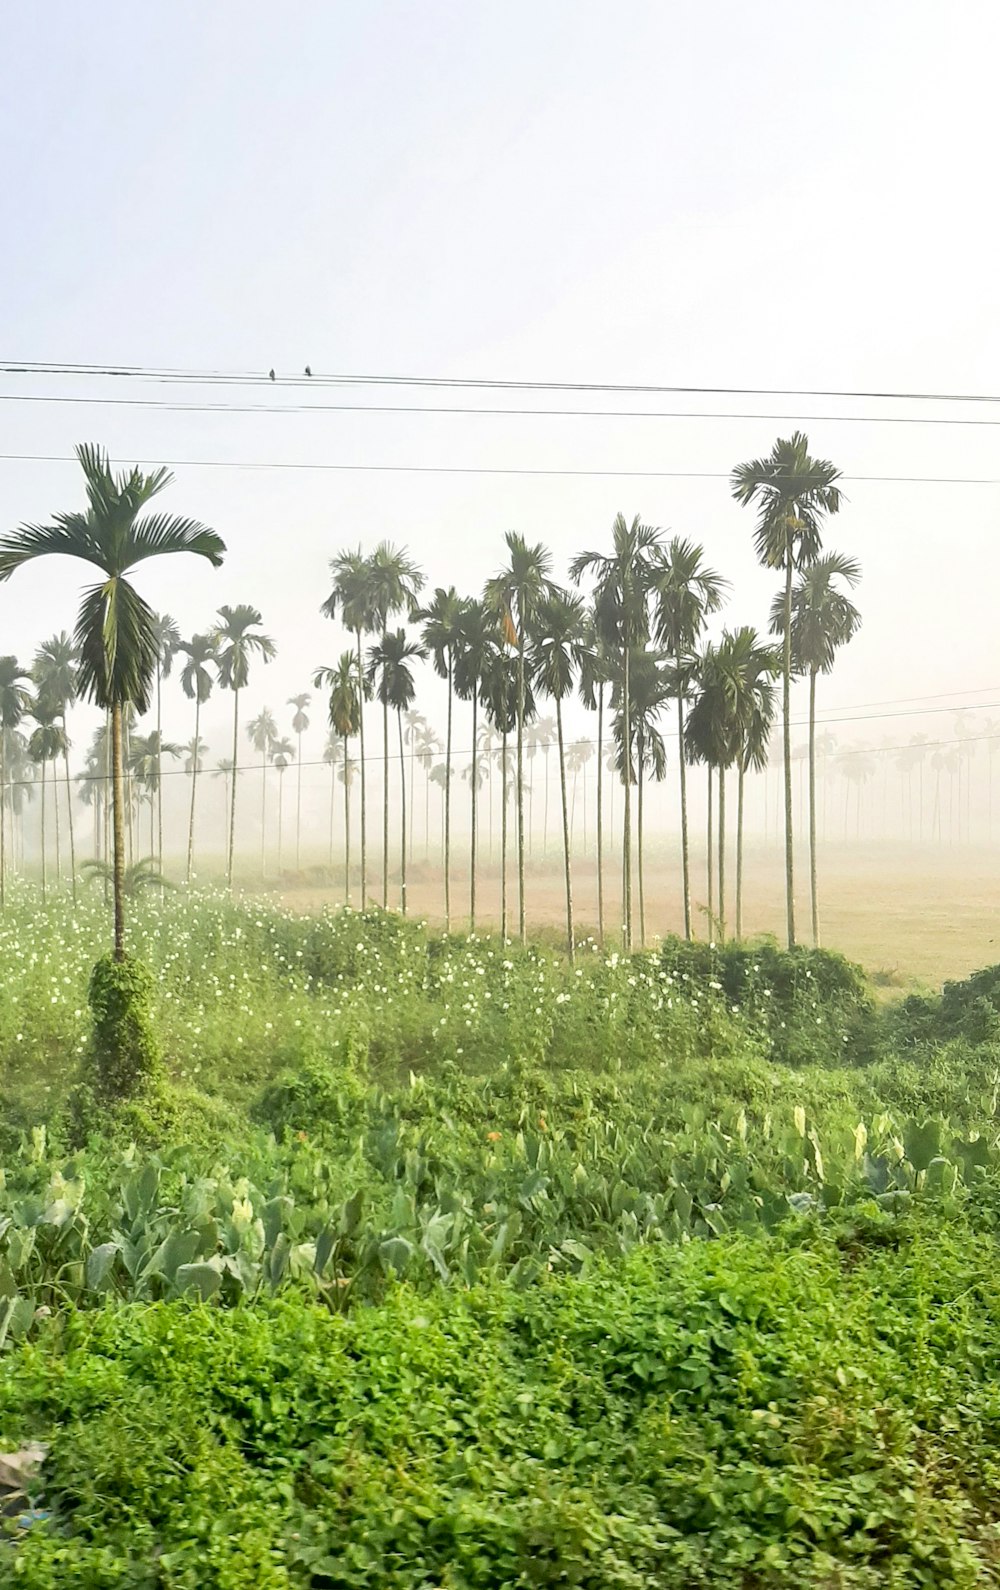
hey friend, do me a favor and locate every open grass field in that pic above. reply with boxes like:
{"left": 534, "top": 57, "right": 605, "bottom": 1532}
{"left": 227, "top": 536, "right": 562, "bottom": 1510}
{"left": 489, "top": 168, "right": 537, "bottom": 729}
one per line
{"left": 280, "top": 842, "right": 1000, "bottom": 990}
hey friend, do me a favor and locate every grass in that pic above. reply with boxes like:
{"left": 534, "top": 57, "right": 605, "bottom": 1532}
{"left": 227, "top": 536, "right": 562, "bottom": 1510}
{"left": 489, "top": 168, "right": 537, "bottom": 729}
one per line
{"left": 1, "top": 886, "right": 1000, "bottom": 1583}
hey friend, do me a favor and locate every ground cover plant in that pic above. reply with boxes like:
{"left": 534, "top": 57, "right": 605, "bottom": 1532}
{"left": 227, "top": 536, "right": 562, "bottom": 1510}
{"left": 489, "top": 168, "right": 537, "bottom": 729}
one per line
{"left": 2, "top": 889, "right": 1000, "bottom": 1583}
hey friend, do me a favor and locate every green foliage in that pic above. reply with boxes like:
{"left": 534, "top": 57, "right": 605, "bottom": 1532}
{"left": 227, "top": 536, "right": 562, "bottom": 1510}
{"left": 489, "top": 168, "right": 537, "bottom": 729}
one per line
{"left": 78, "top": 954, "right": 161, "bottom": 1111}
{"left": 892, "top": 960, "right": 1000, "bottom": 1050}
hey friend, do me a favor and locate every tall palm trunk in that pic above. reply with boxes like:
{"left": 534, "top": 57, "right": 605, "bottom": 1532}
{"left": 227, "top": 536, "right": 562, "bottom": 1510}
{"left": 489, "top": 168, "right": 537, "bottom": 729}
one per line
{"left": 111, "top": 703, "right": 126, "bottom": 960}
{"left": 808, "top": 668, "right": 819, "bottom": 946}
{"left": 556, "top": 695, "right": 574, "bottom": 963}
{"left": 343, "top": 734, "right": 350, "bottom": 904}
{"left": 781, "top": 557, "right": 796, "bottom": 947}
{"left": 516, "top": 644, "right": 526, "bottom": 942}
{"left": 718, "top": 767, "right": 726, "bottom": 943}
{"left": 0, "top": 731, "right": 6, "bottom": 909}
{"left": 356, "top": 632, "right": 367, "bottom": 907}
{"left": 260, "top": 748, "right": 268, "bottom": 879}
{"left": 596, "top": 683, "right": 604, "bottom": 948}
{"left": 470, "top": 690, "right": 479, "bottom": 930}
{"left": 736, "top": 762, "right": 746, "bottom": 941}
{"left": 156, "top": 661, "right": 164, "bottom": 874}
{"left": 104, "top": 709, "right": 112, "bottom": 904}
{"left": 501, "top": 729, "right": 509, "bottom": 938}
{"left": 61, "top": 716, "right": 76, "bottom": 903}
{"left": 706, "top": 766, "right": 713, "bottom": 937}
{"left": 39, "top": 758, "right": 47, "bottom": 903}
{"left": 398, "top": 709, "right": 408, "bottom": 914}
{"left": 444, "top": 656, "right": 453, "bottom": 930}
{"left": 295, "top": 729, "right": 303, "bottom": 869}
{"left": 622, "top": 642, "right": 633, "bottom": 950}
{"left": 186, "top": 696, "right": 202, "bottom": 882}
{"left": 637, "top": 730, "right": 646, "bottom": 949}
{"left": 382, "top": 693, "right": 390, "bottom": 909}
{"left": 227, "top": 687, "right": 239, "bottom": 889}
{"left": 675, "top": 661, "right": 692, "bottom": 938}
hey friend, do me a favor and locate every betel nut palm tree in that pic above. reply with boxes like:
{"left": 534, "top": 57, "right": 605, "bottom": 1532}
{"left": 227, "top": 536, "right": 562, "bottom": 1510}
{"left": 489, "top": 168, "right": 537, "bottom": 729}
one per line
{"left": 731, "top": 432, "right": 842, "bottom": 948}
{"left": 314, "top": 652, "right": 362, "bottom": 903}
{"left": 365, "top": 628, "right": 426, "bottom": 915}
{"left": 322, "top": 547, "right": 376, "bottom": 907}
{"left": 453, "top": 597, "right": 495, "bottom": 931}
{"left": 771, "top": 550, "right": 861, "bottom": 946}
{"left": 174, "top": 632, "right": 218, "bottom": 881}
{"left": 214, "top": 605, "right": 275, "bottom": 888}
{"left": 649, "top": 538, "right": 729, "bottom": 939}
{"left": 418, "top": 586, "right": 466, "bottom": 931}
{"left": 485, "top": 533, "right": 555, "bottom": 943}
{"left": 0, "top": 443, "right": 224, "bottom": 959}
{"left": 572, "top": 513, "right": 661, "bottom": 951}
{"left": 529, "top": 589, "right": 589, "bottom": 963}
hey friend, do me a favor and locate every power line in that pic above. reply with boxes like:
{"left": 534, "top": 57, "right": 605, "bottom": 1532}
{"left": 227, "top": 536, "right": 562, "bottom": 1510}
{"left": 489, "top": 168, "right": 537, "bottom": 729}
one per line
{"left": 4, "top": 390, "right": 1000, "bottom": 428}
{"left": 5, "top": 358, "right": 1000, "bottom": 405}
{"left": 0, "top": 450, "right": 996, "bottom": 486}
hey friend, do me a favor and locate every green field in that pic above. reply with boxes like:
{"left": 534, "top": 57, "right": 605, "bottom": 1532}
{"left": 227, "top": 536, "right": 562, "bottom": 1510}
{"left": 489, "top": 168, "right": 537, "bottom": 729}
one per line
{"left": 2, "top": 891, "right": 1000, "bottom": 1585}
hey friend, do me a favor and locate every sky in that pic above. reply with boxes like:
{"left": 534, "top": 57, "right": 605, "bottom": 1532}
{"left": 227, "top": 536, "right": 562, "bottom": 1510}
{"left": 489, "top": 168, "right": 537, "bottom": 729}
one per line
{"left": 2, "top": 0, "right": 999, "bottom": 801}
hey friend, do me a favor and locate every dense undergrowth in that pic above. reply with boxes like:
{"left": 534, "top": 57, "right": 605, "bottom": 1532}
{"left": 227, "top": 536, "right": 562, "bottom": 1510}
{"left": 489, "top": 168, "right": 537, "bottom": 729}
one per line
{"left": 1, "top": 887, "right": 1000, "bottom": 1584}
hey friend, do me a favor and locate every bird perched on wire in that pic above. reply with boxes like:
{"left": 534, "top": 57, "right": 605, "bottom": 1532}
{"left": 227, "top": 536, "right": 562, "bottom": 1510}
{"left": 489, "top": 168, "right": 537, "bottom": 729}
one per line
{"left": 304, "top": 365, "right": 312, "bottom": 377}
{"left": 268, "top": 368, "right": 276, "bottom": 381}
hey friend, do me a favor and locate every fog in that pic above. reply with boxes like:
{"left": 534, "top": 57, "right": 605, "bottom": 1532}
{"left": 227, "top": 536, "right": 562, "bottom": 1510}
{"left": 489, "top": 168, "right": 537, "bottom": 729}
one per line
{"left": 2, "top": 1, "right": 998, "bottom": 927}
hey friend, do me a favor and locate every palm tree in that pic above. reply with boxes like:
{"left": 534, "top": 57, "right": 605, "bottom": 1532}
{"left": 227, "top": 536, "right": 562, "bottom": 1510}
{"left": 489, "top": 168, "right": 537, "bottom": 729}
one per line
{"left": 453, "top": 598, "right": 495, "bottom": 930}
{"left": 288, "top": 693, "right": 311, "bottom": 868}
{"left": 214, "top": 605, "right": 275, "bottom": 888}
{"left": 529, "top": 591, "right": 590, "bottom": 962}
{"left": 270, "top": 736, "right": 295, "bottom": 873}
{"left": 481, "top": 641, "right": 522, "bottom": 939}
{"left": 247, "top": 707, "right": 278, "bottom": 877}
{"left": 32, "top": 633, "right": 80, "bottom": 902}
{"left": 485, "top": 533, "right": 555, "bottom": 942}
{"left": 649, "top": 539, "right": 729, "bottom": 939}
{"left": 418, "top": 587, "right": 466, "bottom": 929}
{"left": 614, "top": 648, "right": 670, "bottom": 947}
{"left": 0, "top": 658, "right": 32, "bottom": 906}
{"left": 366, "top": 629, "right": 426, "bottom": 914}
{"left": 0, "top": 444, "right": 223, "bottom": 955}
{"left": 323, "top": 548, "right": 377, "bottom": 906}
{"left": 578, "top": 620, "right": 612, "bottom": 946}
{"left": 771, "top": 550, "right": 861, "bottom": 945}
{"left": 684, "top": 643, "right": 731, "bottom": 940}
{"left": 732, "top": 432, "right": 843, "bottom": 948}
{"left": 151, "top": 612, "right": 181, "bottom": 872}
{"left": 314, "top": 654, "right": 363, "bottom": 903}
{"left": 356, "top": 544, "right": 425, "bottom": 907}
{"left": 174, "top": 633, "right": 218, "bottom": 881}
{"left": 571, "top": 513, "right": 662, "bottom": 950}
{"left": 28, "top": 698, "right": 64, "bottom": 901}
{"left": 129, "top": 732, "right": 182, "bottom": 856}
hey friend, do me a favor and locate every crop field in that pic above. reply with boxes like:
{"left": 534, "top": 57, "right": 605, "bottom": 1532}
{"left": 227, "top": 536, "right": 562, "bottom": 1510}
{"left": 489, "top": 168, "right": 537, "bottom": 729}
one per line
{"left": 0, "top": 892, "right": 999, "bottom": 1585}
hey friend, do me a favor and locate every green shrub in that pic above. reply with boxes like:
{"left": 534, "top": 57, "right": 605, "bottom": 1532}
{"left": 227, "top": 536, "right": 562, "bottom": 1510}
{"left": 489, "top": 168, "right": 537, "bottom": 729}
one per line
{"left": 80, "top": 954, "right": 161, "bottom": 1107}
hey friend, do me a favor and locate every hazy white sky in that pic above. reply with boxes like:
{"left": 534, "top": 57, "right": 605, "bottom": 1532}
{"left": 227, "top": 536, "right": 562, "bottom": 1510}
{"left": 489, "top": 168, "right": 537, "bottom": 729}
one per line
{"left": 3, "top": 0, "right": 999, "bottom": 766}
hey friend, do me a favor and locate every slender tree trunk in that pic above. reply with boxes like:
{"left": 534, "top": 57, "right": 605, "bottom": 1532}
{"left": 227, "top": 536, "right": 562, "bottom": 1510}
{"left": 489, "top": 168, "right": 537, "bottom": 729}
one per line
{"left": 39, "top": 758, "right": 47, "bottom": 904}
{"left": 676, "top": 665, "right": 692, "bottom": 939}
{"left": 470, "top": 691, "right": 478, "bottom": 931}
{"left": 444, "top": 656, "right": 452, "bottom": 930}
{"left": 782, "top": 558, "right": 796, "bottom": 947}
{"left": 296, "top": 729, "right": 303, "bottom": 869}
{"left": 398, "top": 710, "right": 407, "bottom": 914}
{"left": 556, "top": 695, "right": 574, "bottom": 963}
{"left": 104, "top": 710, "right": 112, "bottom": 904}
{"left": 808, "top": 669, "right": 819, "bottom": 946}
{"left": 637, "top": 735, "right": 646, "bottom": 949}
{"left": 111, "top": 703, "right": 126, "bottom": 960}
{"left": 357, "top": 632, "right": 367, "bottom": 907}
{"left": 706, "top": 766, "right": 713, "bottom": 937}
{"left": 718, "top": 766, "right": 726, "bottom": 943}
{"left": 62, "top": 718, "right": 76, "bottom": 903}
{"left": 0, "top": 732, "right": 6, "bottom": 910}
{"left": 227, "top": 687, "right": 239, "bottom": 889}
{"left": 501, "top": 729, "right": 509, "bottom": 938}
{"left": 186, "top": 696, "right": 201, "bottom": 882}
{"left": 260, "top": 749, "right": 267, "bottom": 879}
{"left": 622, "top": 642, "right": 633, "bottom": 950}
{"left": 516, "top": 645, "right": 526, "bottom": 942}
{"left": 343, "top": 734, "right": 350, "bottom": 904}
{"left": 596, "top": 682, "right": 605, "bottom": 949}
{"left": 382, "top": 694, "right": 390, "bottom": 908}
{"left": 736, "top": 761, "right": 746, "bottom": 941}
{"left": 156, "top": 662, "right": 163, "bottom": 875}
